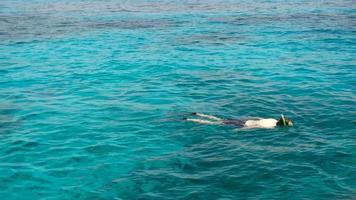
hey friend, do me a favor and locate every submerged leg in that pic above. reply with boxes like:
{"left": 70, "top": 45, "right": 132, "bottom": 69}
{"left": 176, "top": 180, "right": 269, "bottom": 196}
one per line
{"left": 185, "top": 118, "right": 222, "bottom": 125}
{"left": 193, "top": 113, "right": 223, "bottom": 121}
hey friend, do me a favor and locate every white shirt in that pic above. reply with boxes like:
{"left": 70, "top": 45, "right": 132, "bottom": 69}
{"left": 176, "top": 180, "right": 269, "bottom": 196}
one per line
{"left": 244, "top": 118, "right": 278, "bottom": 129}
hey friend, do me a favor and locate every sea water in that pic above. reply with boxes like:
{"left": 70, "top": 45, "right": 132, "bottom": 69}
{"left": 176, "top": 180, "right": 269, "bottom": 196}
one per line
{"left": 0, "top": 0, "right": 355, "bottom": 199}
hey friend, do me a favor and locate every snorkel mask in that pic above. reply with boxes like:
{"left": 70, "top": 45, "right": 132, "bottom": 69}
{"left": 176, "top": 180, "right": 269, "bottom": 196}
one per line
{"left": 278, "top": 114, "right": 293, "bottom": 127}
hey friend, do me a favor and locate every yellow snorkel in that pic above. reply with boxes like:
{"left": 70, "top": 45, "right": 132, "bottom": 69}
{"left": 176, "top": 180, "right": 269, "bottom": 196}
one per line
{"left": 281, "top": 114, "right": 287, "bottom": 126}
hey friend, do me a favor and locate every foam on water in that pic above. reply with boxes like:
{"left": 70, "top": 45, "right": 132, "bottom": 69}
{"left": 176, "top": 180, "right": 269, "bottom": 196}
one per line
{"left": 0, "top": 0, "right": 355, "bottom": 199}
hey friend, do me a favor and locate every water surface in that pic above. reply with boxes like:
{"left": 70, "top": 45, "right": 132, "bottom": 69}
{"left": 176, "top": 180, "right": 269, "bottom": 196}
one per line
{"left": 0, "top": 0, "right": 355, "bottom": 199}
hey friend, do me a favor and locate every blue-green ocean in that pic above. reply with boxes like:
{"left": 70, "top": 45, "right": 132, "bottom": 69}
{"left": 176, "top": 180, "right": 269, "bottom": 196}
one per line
{"left": 0, "top": 0, "right": 355, "bottom": 199}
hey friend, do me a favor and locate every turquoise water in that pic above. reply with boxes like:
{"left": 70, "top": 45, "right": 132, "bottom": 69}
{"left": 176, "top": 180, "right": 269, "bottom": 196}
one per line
{"left": 0, "top": 0, "right": 355, "bottom": 199}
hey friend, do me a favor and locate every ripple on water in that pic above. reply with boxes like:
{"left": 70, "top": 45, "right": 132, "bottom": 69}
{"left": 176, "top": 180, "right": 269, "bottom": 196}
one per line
{"left": 0, "top": 0, "right": 355, "bottom": 199}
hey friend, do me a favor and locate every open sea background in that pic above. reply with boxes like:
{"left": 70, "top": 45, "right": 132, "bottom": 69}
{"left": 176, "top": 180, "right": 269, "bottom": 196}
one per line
{"left": 0, "top": 0, "right": 355, "bottom": 199}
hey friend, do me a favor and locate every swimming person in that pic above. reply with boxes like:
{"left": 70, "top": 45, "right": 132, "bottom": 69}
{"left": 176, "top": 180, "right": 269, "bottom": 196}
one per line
{"left": 184, "top": 113, "right": 293, "bottom": 129}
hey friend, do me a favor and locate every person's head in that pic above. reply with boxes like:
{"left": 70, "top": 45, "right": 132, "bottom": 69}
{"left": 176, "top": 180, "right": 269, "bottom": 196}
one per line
{"left": 277, "top": 114, "right": 293, "bottom": 127}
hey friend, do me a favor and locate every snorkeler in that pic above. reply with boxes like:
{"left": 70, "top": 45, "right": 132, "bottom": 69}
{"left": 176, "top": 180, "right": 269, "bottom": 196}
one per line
{"left": 184, "top": 113, "right": 293, "bottom": 129}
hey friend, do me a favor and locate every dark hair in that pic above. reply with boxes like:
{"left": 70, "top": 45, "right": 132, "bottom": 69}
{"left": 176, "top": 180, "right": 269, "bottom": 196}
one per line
{"left": 277, "top": 118, "right": 284, "bottom": 126}
{"left": 277, "top": 116, "right": 292, "bottom": 126}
